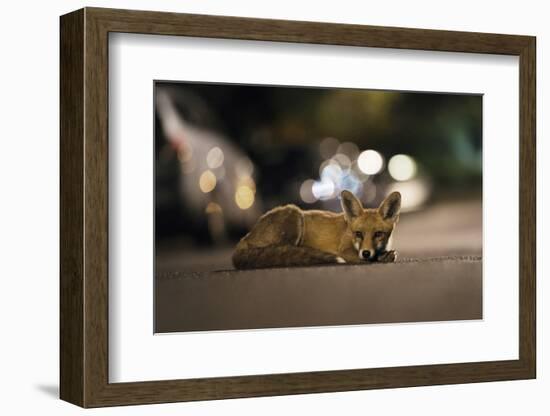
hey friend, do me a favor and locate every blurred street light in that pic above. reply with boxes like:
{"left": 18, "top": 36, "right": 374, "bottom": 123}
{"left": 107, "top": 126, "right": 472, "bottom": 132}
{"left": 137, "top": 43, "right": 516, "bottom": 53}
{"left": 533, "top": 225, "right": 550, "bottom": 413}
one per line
{"left": 357, "top": 150, "right": 384, "bottom": 175}
{"left": 388, "top": 154, "right": 417, "bottom": 181}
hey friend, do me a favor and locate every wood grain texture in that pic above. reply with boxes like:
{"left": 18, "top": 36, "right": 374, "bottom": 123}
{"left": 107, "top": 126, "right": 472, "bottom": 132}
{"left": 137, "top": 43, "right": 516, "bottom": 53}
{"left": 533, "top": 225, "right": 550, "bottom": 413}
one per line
{"left": 518, "top": 38, "right": 536, "bottom": 375}
{"left": 59, "top": 9, "right": 84, "bottom": 406}
{"left": 83, "top": 10, "right": 110, "bottom": 406}
{"left": 89, "top": 7, "right": 532, "bottom": 54}
{"left": 59, "top": 7, "right": 537, "bottom": 408}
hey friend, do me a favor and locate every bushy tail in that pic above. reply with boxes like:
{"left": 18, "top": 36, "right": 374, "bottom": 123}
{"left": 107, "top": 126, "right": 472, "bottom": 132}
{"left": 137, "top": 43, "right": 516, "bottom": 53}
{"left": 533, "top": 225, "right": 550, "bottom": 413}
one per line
{"left": 232, "top": 244, "right": 340, "bottom": 270}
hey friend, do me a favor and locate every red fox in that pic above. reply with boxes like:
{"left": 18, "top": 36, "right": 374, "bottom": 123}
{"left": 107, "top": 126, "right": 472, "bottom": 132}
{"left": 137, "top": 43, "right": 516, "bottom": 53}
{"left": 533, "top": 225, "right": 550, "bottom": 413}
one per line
{"left": 232, "top": 190, "right": 401, "bottom": 269}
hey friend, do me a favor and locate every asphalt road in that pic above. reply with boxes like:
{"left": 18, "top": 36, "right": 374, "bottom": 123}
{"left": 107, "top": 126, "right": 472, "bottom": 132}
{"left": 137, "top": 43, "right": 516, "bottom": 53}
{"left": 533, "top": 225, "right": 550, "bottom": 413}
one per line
{"left": 156, "top": 256, "right": 482, "bottom": 332}
{"left": 154, "top": 200, "right": 482, "bottom": 333}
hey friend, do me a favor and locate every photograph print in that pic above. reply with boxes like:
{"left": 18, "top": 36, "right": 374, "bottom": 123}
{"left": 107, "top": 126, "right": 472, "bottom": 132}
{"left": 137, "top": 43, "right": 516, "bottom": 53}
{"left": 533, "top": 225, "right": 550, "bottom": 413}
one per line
{"left": 154, "top": 81, "right": 482, "bottom": 333}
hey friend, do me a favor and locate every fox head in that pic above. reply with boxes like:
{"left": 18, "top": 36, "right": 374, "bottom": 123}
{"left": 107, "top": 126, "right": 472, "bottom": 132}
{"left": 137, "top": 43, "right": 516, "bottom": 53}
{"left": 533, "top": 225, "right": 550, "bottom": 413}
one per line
{"left": 340, "top": 190, "right": 401, "bottom": 261}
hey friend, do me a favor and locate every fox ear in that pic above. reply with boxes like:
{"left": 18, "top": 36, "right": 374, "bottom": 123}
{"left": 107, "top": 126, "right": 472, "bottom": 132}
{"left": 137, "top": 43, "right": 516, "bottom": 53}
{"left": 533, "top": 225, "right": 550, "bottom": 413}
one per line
{"left": 378, "top": 192, "right": 401, "bottom": 223}
{"left": 340, "top": 190, "right": 363, "bottom": 222}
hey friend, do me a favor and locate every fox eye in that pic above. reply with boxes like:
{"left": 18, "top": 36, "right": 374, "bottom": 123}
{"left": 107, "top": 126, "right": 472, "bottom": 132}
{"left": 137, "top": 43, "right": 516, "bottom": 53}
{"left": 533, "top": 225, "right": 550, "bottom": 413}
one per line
{"left": 374, "top": 231, "right": 386, "bottom": 239}
{"left": 354, "top": 231, "right": 363, "bottom": 239}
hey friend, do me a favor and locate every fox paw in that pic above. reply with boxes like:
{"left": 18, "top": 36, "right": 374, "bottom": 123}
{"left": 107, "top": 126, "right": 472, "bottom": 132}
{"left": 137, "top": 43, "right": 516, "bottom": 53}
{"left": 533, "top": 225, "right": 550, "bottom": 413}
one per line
{"left": 335, "top": 256, "right": 346, "bottom": 264}
{"left": 377, "top": 250, "right": 397, "bottom": 263}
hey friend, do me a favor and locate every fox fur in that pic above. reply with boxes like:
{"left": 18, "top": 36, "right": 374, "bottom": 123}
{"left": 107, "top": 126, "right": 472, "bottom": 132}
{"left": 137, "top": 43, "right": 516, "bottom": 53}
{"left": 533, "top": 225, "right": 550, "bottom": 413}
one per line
{"left": 232, "top": 190, "right": 401, "bottom": 269}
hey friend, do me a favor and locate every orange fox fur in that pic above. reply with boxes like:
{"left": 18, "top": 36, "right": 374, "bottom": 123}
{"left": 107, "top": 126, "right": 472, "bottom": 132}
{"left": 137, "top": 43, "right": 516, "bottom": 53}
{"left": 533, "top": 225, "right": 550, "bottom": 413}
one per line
{"left": 232, "top": 190, "right": 401, "bottom": 269}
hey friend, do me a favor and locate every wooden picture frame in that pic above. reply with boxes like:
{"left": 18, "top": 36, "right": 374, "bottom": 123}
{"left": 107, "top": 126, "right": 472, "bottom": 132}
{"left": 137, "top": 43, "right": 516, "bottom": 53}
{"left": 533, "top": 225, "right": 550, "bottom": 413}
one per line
{"left": 60, "top": 7, "right": 536, "bottom": 408}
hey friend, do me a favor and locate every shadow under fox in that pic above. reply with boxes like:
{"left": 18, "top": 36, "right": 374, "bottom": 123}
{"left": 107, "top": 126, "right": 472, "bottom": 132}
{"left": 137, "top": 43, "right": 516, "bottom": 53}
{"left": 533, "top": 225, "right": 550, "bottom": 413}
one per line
{"left": 233, "top": 190, "right": 401, "bottom": 269}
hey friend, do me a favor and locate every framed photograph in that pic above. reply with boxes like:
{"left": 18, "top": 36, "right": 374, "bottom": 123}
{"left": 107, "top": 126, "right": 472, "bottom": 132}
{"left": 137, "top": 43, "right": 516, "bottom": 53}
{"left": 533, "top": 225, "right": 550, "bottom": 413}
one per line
{"left": 60, "top": 7, "right": 536, "bottom": 407}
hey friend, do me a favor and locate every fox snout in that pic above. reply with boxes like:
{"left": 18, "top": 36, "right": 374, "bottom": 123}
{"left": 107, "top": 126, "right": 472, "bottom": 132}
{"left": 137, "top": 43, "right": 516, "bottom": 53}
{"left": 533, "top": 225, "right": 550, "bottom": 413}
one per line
{"left": 360, "top": 249, "right": 373, "bottom": 260}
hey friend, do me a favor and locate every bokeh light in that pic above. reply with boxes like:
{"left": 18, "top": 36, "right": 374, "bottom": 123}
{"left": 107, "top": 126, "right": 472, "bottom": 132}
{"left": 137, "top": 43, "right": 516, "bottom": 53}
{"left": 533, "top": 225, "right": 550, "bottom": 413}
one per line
{"left": 238, "top": 176, "right": 256, "bottom": 193}
{"left": 235, "top": 185, "right": 255, "bottom": 209}
{"left": 351, "top": 161, "right": 369, "bottom": 182}
{"left": 387, "top": 178, "right": 429, "bottom": 211}
{"left": 320, "top": 162, "right": 343, "bottom": 185}
{"left": 319, "top": 137, "right": 340, "bottom": 159}
{"left": 312, "top": 179, "right": 336, "bottom": 200}
{"left": 319, "top": 160, "right": 343, "bottom": 182}
{"left": 332, "top": 153, "right": 352, "bottom": 171}
{"left": 337, "top": 141, "right": 360, "bottom": 159}
{"left": 206, "top": 146, "right": 224, "bottom": 169}
{"left": 300, "top": 179, "right": 317, "bottom": 204}
{"left": 205, "top": 202, "right": 223, "bottom": 214}
{"left": 388, "top": 154, "right": 417, "bottom": 181}
{"left": 357, "top": 150, "right": 384, "bottom": 175}
{"left": 340, "top": 173, "right": 363, "bottom": 196}
{"left": 199, "top": 170, "right": 217, "bottom": 193}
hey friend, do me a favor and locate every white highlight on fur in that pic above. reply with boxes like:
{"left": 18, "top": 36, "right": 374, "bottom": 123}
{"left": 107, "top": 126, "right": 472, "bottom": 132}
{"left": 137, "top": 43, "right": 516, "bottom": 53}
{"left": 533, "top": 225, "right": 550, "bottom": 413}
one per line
{"left": 387, "top": 234, "right": 394, "bottom": 250}
{"left": 336, "top": 257, "right": 346, "bottom": 264}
